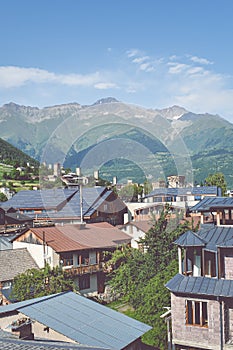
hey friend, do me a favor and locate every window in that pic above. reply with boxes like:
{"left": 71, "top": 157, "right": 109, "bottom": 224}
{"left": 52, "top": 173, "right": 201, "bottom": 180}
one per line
{"left": 186, "top": 300, "right": 208, "bottom": 327}
{"left": 79, "top": 274, "right": 90, "bottom": 290}
{"left": 60, "top": 253, "right": 73, "bottom": 266}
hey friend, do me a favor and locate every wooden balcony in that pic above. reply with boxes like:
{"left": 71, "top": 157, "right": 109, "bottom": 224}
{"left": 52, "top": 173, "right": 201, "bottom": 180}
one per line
{"left": 63, "top": 263, "right": 103, "bottom": 276}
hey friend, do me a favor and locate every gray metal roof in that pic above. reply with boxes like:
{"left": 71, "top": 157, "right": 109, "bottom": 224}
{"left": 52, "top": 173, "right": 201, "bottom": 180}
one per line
{"left": 1, "top": 187, "right": 115, "bottom": 221}
{"left": 0, "top": 330, "right": 107, "bottom": 350}
{"left": 1, "top": 188, "right": 78, "bottom": 210}
{"left": 174, "top": 230, "right": 207, "bottom": 247}
{"left": 191, "top": 196, "right": 233, "bottom": 212}
{"left": 0, "top": 292, "right": 151, "bottom": 350}
{"left": 0, "top": 233, "right": 17, "bottom": 250}
{"left": 174, "top": 225, "right": 233, "bottom": 252}
{"left": 166, "top": 273, "right": 233, "bottom": 298}
{"left": 144, "top": 186, "right": 218, "bottom": 199}
{"left": 198, "top": 225, "right": 233, "bottom": 251}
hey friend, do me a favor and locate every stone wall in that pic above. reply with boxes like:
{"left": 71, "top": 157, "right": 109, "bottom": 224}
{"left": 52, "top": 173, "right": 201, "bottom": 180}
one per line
{"left": 171, "top": 293, "right": 223, "bottom": 350}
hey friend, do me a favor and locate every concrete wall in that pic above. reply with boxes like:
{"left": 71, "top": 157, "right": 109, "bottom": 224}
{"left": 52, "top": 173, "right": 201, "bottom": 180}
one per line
{"left": 171, "top": 293, "right": 224, "bottom": 350}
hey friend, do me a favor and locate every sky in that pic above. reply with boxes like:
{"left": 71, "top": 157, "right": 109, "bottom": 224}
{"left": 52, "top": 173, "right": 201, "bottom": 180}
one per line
{"left": 1, "top": 0, "right": 233, "bottom": 122}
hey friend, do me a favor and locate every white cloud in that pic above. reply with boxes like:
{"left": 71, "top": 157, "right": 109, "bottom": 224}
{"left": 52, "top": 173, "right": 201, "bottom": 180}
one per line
{"left": 139, "top": 63, "right": 155, "bottom": 72}
{"left": 132, "top": 56, "right": 149, "bottom": 64}
{"left": 189, "top": 55, "right": 213, "bottom": 65}
{"left": 186, "top": 66, "right": 204, "bottom": 75}
{"left": 168, "top": 62, "right": 189, "bottom": 74}
{"left": 126, "top": 49, "right": 140, "bottom": 58}
{"left": 94, "top": 82, "right": 117, "bottom": 90}
{"left": 0, "top": 66, "right": 104, "bottom": 88}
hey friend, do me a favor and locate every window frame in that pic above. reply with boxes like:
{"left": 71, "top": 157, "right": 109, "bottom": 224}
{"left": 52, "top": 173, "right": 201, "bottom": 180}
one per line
{"left": 186, "top": 299, "right": 208, "bottom": 327}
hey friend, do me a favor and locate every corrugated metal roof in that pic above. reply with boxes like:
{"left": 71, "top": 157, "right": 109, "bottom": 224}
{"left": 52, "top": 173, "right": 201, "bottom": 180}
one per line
{"left": 166, "top": 273, "right": 233, "bottom": 297}
{"left": 174, "top": 230, "right": 207, "bottom": 247}
{"left": 13, "top": 223, "right": 131, "bottom": 253}
{"left": 0, "top": 292, "right": 151, "bottom": 350}
{"left": 191, "top": 196, "right": 233, "bottom": 212}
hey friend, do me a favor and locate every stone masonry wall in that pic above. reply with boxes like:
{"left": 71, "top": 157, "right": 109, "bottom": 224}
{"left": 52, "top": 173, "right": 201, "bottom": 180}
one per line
{"left": 171, "top": 293, "right": 223, "bottom": 349}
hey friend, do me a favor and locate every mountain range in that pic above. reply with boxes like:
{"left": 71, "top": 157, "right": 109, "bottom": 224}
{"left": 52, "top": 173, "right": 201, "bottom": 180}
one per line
{"left": 1, "top": 98, "right": 233, "bottom": 187}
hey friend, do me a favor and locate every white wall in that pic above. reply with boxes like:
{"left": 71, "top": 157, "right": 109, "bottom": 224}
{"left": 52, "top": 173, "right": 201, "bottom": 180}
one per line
{"left": 13, "top": 241, "right": 58, "bottom": 268}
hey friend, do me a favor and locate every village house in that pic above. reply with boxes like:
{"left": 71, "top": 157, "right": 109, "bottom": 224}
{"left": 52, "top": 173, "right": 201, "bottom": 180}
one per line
{"left": 1, "top": 186, "right": 129, "bottom": 226}
{"left": 0, "top": 248, "right": 39, "bottom": 305}
{"left": 12, "top": 222, "right": 131, "bottom": 295}
{"left": 0, "top": 207, "right": 33, "bottom": 232}
{"left": 166, "top": 196, "right": 233, "bottom": 350}
{"left": 125, "top": 202, "right": 164, "bottom": 221}
{"left": 0, "top": 291, "right": 152, "bottom": 350}
{"left": 119, "top": 220, "right": 152, "bottom": 249}
{"left": 143, "top": 186, "right": 221, "bottom": 209}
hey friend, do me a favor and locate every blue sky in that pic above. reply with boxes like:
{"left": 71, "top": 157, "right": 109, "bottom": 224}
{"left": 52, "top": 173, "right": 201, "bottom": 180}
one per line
{"left": 1, "top": 0, "right": 233, "bottom": 121}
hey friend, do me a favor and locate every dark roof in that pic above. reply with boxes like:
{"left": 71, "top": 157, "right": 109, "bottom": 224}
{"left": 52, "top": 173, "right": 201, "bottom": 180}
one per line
{"left": 1, "top": 187, "right": 125, "bottom": 221}
{"left": 198, "top": 225, "right": 233, "bottom": 251}
{"left": 0, "top": 330, "right": 106, "bottom": 350}
{"left": 1, "top": 188, "right": 78, "bottom": 210}
{"left": 174, "top": 230, "right": 206, "bottom": 247}
{"left": 50, "top": 187, "right": 107, "bottom": 219}
{"left": 174, "top": 225, "right": 233, "bottom": 252}
{"left": 144, "top": 186, "right": 218, "bottom": 199}
{"left": 166, "top": 273, "right": 233, "bottom": 298}
{"left": 5, "top": 212, "right": 33, "bottom": 223}
{"left": 191, "top": 196, "right": 233, "bottom": 212}
{"left": 0, "top": 248, "right": 39, "bottom": 281}
{"left": 13, "top": 223, "right": 131, "bottom": 253}
{"left": 0, "top": 292, "right": 151, "bottom": 349}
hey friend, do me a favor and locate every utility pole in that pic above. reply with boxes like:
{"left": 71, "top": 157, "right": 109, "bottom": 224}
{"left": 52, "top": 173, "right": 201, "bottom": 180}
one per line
{"left": 43, "top": 231, "right": 46, "bottom": 268}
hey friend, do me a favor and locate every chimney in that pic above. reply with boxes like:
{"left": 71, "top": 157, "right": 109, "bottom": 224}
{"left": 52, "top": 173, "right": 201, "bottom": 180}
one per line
{"left": 11, "top": 317, "right": 34, "bottom": 340}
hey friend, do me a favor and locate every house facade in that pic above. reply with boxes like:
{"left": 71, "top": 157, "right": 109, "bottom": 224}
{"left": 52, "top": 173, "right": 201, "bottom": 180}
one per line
{"left": 143, "top": 186, "right": 220, "bottom": 209}
{"left": 166, "top": 197, "right": 233, "bottom": 350}
{"left": 12, "top": 223, "right": 131, "bottom": 295}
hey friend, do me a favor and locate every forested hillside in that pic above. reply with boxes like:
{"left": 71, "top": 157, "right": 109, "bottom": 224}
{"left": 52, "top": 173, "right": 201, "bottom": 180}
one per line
{"left": 0, "top": 138, "right": 39, "bottom": 167}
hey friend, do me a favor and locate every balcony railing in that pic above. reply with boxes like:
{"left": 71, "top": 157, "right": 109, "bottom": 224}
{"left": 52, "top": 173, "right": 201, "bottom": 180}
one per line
{"left": 63, "top": 263, "right": 103, "bottom": 275}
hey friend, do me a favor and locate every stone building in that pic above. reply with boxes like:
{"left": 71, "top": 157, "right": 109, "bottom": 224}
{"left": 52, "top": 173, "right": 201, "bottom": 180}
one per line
{"left": 166, "top": 197, "right": 233, "bottom": 349}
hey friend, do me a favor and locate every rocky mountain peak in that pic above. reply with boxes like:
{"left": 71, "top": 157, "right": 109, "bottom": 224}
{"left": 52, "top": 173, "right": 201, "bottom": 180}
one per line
{"left": 92, "top": 97, "right": 120, "bottom": 106}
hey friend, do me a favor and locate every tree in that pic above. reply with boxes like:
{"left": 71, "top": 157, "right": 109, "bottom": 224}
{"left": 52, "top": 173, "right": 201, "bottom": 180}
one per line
{"left": 0, "top": 192, "right": 8, "bottom": 202}
{"left": 118, "top": 184, "right": 142, "bottom": 202}
{"left": 11, "top": 265, "right": 74, "bottom": 301}
{"left": 107, "top": 205, "right": 192, "bottom": 349}
{"left": 205, "top": 172, "right": 227, "bottom": 196}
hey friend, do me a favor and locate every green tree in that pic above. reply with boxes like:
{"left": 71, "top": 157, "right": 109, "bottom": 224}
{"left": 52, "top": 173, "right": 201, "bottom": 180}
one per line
{"left": 0, "top": 192, "right": 8, "bottom": 202}
{"left": 11, "top": 265, "right": 74, "bottom": 301}
{"left": 205, "top": 172, "right": 227, "bottom": 196}
{"left": 143, "top": 180, "right": 153, "bottom": 196}
{"left": 107, "top": 206, "right": 191, "bottom": 349}
{"left": 118, "top": 184, "right": 142, "bottom": 202}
